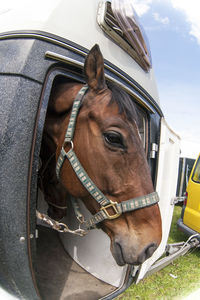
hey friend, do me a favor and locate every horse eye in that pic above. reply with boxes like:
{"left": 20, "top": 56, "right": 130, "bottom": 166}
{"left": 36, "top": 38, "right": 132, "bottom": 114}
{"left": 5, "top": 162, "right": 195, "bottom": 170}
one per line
{"left": 103, "top": 131, "right": 125, "bottom": 148}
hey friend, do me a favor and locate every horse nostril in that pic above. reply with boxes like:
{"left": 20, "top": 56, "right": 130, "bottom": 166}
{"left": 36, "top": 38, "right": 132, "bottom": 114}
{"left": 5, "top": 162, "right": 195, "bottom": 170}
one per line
{"left": 138, "top": 243, "right": 158, "bottom": 264}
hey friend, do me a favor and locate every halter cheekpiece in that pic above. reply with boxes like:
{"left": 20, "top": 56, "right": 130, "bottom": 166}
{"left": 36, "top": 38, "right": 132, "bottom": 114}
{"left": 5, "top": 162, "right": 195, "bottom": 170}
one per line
{"left": 54, "top": 85, "right": 159, "bottom": 232}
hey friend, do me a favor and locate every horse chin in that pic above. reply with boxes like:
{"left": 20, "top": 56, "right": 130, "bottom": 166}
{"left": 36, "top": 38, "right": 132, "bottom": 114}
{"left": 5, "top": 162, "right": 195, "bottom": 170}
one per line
{"left": 110, "top": 239, "right": 158, "bottom": 266}
{"left": 111, "top": 241, "right": 126, "bottom": 266}
{"left": 110, "top": 241, "right": 141, "bottom": 266}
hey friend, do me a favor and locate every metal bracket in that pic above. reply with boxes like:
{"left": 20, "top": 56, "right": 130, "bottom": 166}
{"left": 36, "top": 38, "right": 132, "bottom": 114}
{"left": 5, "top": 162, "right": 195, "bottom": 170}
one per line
{"left": 150, "top": 143, "right": 158, "bottom": 159}
{"left": 171, "top": 196, "right": 186, "bottom": 205}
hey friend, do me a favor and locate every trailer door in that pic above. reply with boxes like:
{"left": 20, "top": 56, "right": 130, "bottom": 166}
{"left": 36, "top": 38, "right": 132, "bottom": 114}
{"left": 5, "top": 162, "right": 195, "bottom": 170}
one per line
{"left": 136, "top": 117, "right": 181, "bottom": 282}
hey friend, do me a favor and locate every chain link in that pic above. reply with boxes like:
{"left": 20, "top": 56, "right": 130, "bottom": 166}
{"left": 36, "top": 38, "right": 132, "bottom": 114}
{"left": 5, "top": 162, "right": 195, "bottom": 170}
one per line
{"left": 36, "top": 210, "right": 87, "bottom": 236}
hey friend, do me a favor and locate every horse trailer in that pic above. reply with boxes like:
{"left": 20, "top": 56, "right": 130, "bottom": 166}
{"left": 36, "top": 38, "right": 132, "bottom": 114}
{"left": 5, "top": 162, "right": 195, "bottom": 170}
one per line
{"left": 0, "top": 1, "right": 188, "bottom": 299}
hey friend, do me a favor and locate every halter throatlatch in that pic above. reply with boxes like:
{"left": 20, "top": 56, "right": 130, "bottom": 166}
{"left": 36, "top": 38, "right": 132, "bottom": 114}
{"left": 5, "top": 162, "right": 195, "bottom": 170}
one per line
{"left": 55, "top": 85, "right": 159, "bottom": 231}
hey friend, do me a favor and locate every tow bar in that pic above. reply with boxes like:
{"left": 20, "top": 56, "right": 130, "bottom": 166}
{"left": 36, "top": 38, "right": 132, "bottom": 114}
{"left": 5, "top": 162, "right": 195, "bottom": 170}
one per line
{"left": 145, "top": 234, "right": 200, "bottom": 277}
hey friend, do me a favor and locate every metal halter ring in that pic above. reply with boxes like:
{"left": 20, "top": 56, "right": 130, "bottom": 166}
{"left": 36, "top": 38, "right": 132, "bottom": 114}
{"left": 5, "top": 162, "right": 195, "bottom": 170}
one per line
{"left": 64, "top": 140, "right": 74, "bottom": 151}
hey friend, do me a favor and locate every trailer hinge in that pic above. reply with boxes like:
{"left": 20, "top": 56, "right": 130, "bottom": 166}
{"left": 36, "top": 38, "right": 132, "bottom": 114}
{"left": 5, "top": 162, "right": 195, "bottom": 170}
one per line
{"left": 171, "top": 196, "right": 186, "bottom": 205}
{"left": 35, "top": 229, "right": 39, "bottom": 239}
{"left": 150, "top": 143, "right": 158, "bottom": 159}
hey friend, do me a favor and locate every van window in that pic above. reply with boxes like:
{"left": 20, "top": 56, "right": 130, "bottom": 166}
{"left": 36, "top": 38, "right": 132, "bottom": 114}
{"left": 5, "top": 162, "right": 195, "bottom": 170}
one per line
{"left": 192, "top": 157, "right": 200, "bottom": 183}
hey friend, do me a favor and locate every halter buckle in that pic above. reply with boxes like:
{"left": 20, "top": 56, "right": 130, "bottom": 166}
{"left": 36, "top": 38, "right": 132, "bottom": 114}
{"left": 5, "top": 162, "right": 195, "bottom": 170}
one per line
{"left": 101, "top": 201, "right": 121, "bottom": 220}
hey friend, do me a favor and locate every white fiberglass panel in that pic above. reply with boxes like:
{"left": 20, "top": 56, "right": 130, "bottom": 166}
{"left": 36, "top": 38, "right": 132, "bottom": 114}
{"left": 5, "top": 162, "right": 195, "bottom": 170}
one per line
{"left": 59, "top": 199, "right": 127, "bottom": 288}
{"left": 0, "top": 0, "right": 159, "bottom": 104}
{"left": 136, "top": 117, "right": 181, "bottom": 282}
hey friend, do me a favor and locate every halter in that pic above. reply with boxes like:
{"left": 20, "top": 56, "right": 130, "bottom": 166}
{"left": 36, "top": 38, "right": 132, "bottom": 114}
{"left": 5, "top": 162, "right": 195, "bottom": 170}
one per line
{"left": 56, "top": 85, "right": 159, "bottom": 230}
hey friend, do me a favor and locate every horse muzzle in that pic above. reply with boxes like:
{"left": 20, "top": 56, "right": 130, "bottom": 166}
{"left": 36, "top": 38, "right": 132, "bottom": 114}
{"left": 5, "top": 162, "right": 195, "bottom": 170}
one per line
{"left": 111, "top": 237, "right": 158, "bottom": 266}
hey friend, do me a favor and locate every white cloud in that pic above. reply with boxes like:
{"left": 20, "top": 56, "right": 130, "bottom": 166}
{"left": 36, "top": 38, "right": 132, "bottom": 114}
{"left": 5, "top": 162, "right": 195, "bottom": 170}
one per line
{"left": 171, "top": 0, "right": 200, "bottom": 44}
{"left": 132, "top": 0, "right": 152, "bottom": 16}
{"left": 132, "top": 0, "right": 200, "bottom": 44}
{"left": 180, "top": 140, "right": 200, "bottom": 159}
{"left": 153, "top": 12, "right": 169, "bottom": 25}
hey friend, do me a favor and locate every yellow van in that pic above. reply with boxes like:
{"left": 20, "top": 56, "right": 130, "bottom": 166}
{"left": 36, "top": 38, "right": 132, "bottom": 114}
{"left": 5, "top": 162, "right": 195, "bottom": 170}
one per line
{"left": 177, "top": 153, "right": 200, "bottom": 240}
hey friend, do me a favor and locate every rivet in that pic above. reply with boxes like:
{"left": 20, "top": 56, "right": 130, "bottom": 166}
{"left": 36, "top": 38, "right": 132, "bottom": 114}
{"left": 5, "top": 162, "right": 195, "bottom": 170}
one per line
{"left": 20, "top": 237, "right": 25, "bottom": 242}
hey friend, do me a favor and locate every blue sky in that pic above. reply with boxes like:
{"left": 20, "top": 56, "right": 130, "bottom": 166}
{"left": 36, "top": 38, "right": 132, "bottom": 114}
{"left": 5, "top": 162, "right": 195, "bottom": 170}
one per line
{"left": 133, "top": 0, "right": 200, "bottom": 159}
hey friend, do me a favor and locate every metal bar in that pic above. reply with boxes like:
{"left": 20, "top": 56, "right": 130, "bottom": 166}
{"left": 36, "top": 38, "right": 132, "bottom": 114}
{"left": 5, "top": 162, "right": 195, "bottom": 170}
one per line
{"left": 45, "top": 51, "right": 155, "bottom": 113}
{"left": 145, "top": 238, "right": 200, "bottom": 277}
{"left": 45, "top": 51, "right": 84, "bottom": 67}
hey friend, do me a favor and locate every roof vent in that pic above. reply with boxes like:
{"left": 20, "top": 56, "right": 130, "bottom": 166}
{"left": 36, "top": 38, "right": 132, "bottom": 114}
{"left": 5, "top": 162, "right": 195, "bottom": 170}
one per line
{"left": 97, "top": 0, "right": 152, "bottom": 71}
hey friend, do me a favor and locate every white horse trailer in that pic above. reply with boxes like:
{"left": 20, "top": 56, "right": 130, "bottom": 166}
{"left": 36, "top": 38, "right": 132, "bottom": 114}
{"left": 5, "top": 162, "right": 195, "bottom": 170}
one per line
{"left": 0, "top": 1, "right": 189, "bottom": 299}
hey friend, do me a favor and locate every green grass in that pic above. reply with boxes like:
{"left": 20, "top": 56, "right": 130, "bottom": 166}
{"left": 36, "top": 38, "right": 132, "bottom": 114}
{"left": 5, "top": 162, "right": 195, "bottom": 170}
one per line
{"left": 117, "top": 206, "right": 200, "bottom": 300}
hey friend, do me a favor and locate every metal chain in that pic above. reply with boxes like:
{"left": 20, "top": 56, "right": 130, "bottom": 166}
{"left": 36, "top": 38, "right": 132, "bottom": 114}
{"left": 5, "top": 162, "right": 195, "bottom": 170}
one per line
{"left": 36, "top": 210, "right": 87, "bottom": 236}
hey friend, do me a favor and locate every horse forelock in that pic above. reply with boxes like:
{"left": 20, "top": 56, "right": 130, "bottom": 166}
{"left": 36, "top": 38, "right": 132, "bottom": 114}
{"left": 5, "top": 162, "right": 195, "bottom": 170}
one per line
{"left": 107, "top": 81, "right": 138, "bottom": 124}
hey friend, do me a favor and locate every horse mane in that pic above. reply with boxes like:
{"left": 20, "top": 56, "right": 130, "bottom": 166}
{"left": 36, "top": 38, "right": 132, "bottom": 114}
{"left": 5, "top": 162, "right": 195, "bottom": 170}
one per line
{"left": 107, "top": 81, "right": 138, "bottom": 124}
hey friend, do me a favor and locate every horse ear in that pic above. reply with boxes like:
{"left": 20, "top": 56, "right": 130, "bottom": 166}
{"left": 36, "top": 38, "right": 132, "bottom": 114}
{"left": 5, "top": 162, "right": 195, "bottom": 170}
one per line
{"left": 84, "top": 44, "right": 107, "bottom": 92}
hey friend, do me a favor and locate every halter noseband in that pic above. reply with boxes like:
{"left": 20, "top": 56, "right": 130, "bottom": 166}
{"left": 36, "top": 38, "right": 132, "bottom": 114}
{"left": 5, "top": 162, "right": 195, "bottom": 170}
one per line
{"left": 56, "top": 85, "right": 159, "bottom": 230}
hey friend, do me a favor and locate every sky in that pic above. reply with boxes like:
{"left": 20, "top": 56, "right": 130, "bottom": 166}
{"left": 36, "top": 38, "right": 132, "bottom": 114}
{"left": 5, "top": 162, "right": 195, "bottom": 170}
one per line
{"left": 133, "top": 0, "right": 200, "bottom": 159}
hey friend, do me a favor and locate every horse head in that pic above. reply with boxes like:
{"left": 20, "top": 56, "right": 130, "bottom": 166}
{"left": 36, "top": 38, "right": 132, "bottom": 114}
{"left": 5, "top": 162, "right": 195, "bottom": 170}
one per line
{"left": 41, "top": 44, "right": 162, "bottom": 266}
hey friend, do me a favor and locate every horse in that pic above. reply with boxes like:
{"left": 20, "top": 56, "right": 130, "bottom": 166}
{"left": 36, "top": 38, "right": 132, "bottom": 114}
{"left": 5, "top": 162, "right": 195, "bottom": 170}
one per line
{"left": 39, "top": 44, "right": 162, "bottom": 266}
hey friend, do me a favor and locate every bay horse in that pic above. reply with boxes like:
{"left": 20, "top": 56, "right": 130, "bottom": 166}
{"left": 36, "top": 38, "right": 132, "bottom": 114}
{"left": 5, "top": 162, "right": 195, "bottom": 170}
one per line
{"left": 39, "top": 44, "right": 162, "bottom": 266}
